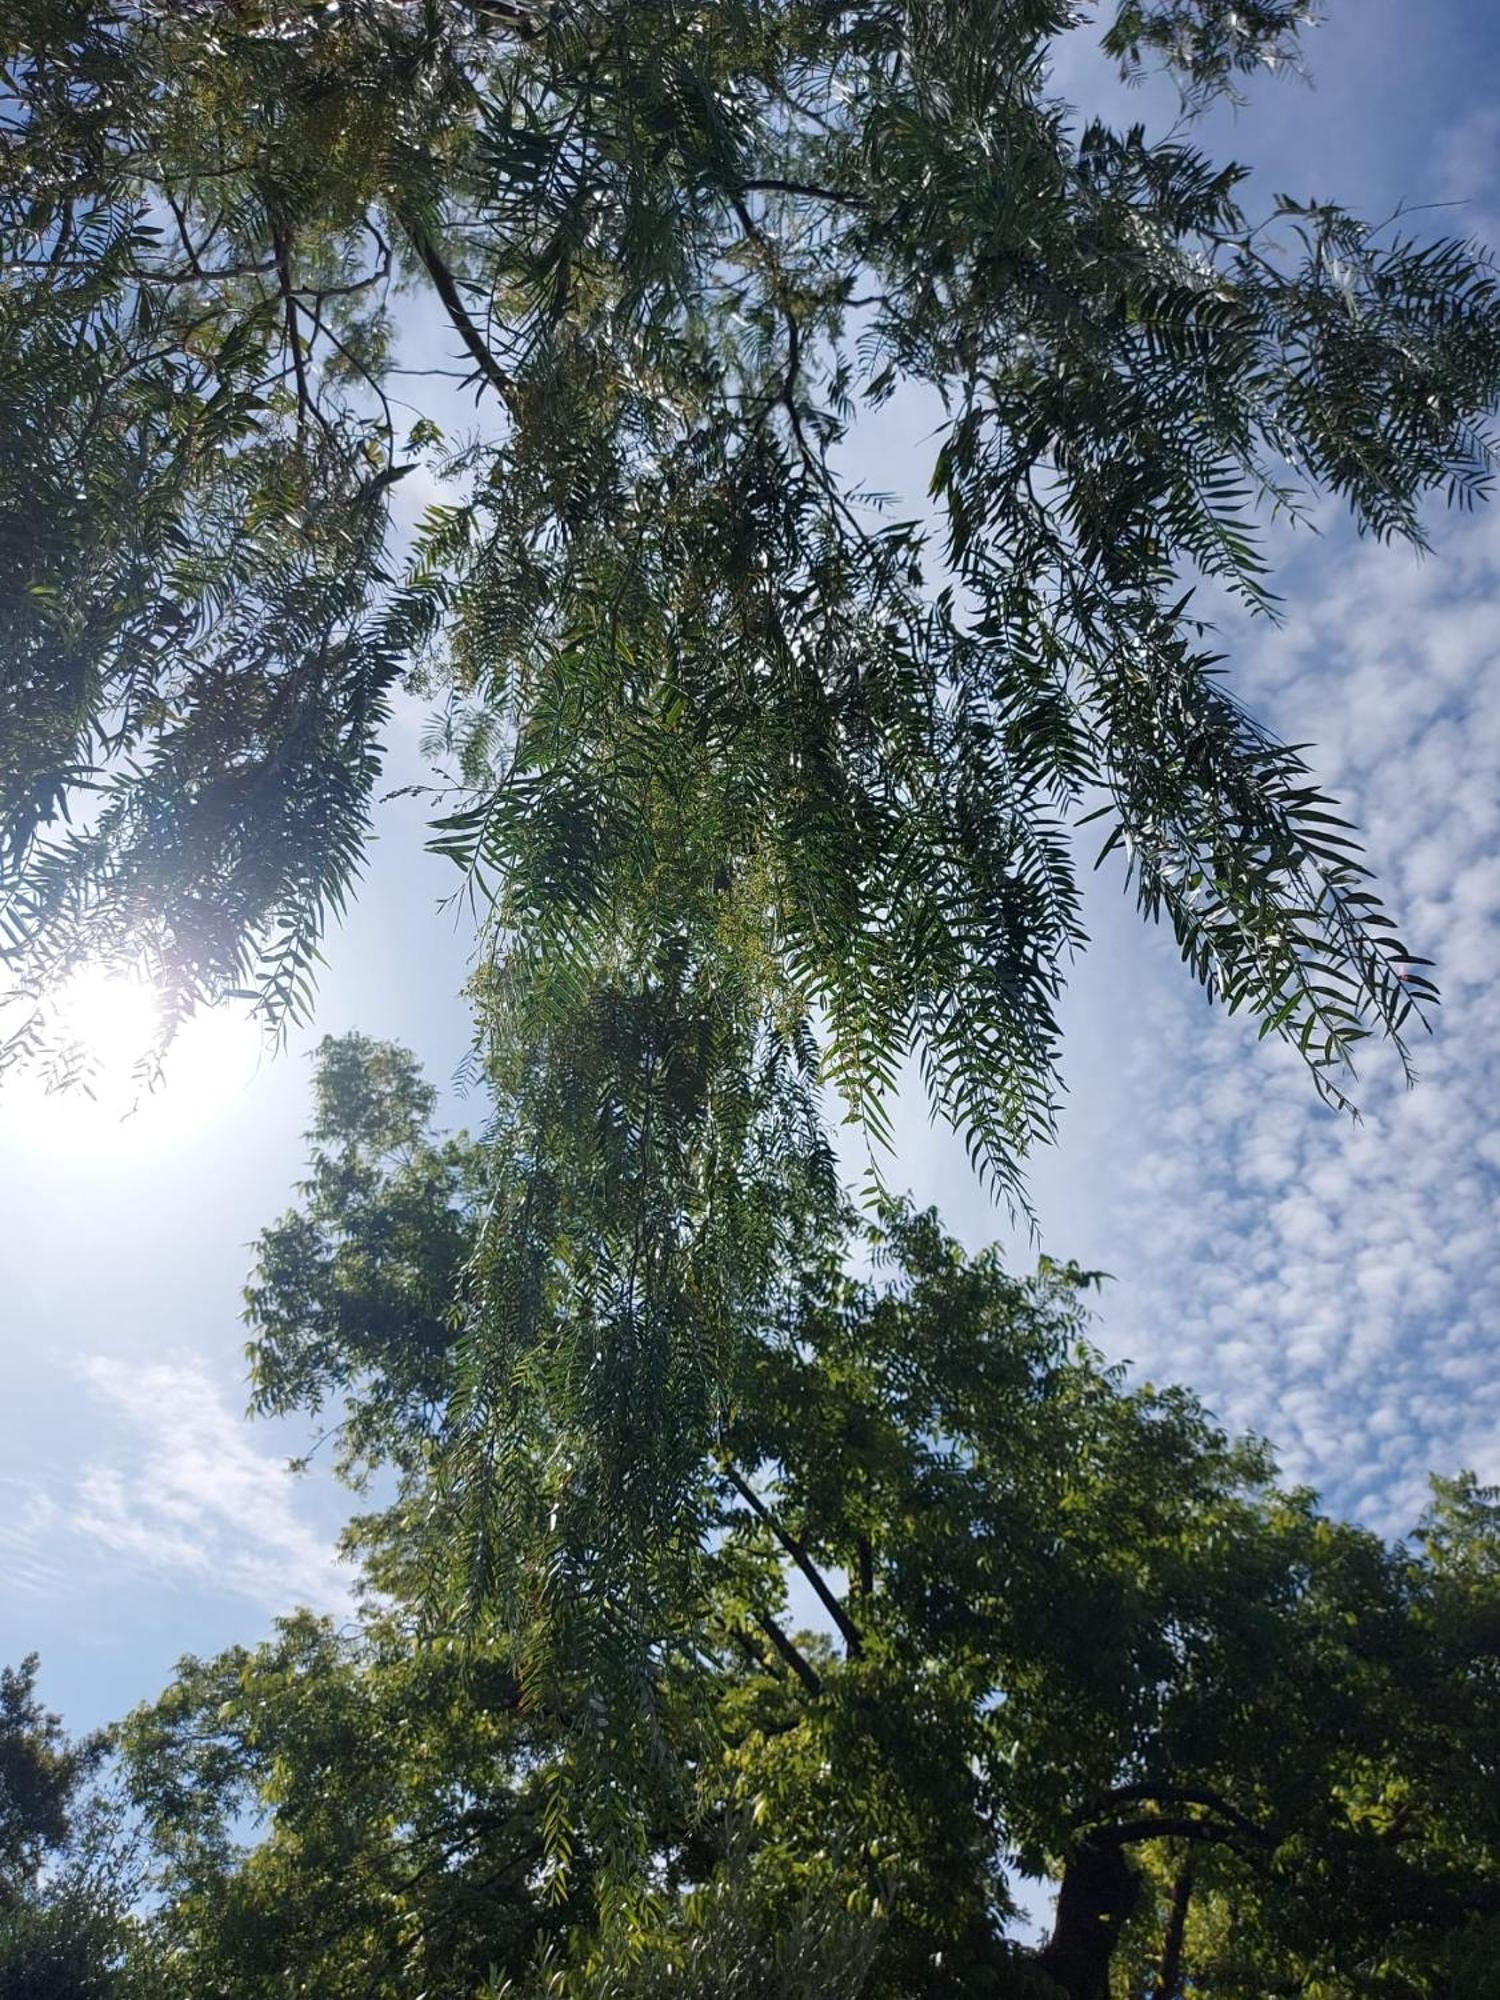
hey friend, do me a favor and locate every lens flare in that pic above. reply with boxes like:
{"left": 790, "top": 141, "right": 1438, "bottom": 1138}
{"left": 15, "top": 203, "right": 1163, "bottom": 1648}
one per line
{"left": 0, "top": 970, "right": 260, "bottom": 1153}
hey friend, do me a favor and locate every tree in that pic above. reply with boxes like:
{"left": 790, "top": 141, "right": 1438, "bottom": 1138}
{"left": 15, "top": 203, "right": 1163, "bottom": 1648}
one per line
{"left": 119, "top": 1612, "right": 573, "bottom": 1999}
{"left": 13, "top": 11, "right": 1500, "bottom": 1974}
{"left": 1131, "top": 1471, "right": 1500, "bottom": 1998}
{"left": 134, "top": 1035, "right": 1500, "bottom": 1996}
{"left": 7, "top": 0, "right": 1500, "bottom": 1725}
{"left": 118, "top": 1606, "right": 899, "bottom": 1999}
{"left": 9, "top": 0, "right": 1498, "bottom": 1656}
{"left": 0, "top": 1654, "right": 100, "bottom": 1904}
{"left": 0, "top": 1656, "right": 139, "bottom": 2000}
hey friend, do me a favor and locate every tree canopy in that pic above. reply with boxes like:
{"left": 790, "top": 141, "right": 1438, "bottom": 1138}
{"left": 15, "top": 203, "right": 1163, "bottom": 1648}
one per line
{"left": 10, "top": 0, "right": 1500, "bottom": 1630}
{"left": 7, "top": 0, "right": 1500, "bottom": 1643}
{"left": 7, "top": 9, "right": 1500, "bottom": 1988}
{"left": 14, "top": 0, "right": 1500, "bottom": 1690}
{"left": 3, "top": 0, "right": 1491, "bottom": 1147}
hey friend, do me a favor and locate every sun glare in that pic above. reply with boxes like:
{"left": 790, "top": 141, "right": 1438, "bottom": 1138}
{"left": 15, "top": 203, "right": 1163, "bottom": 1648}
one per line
{"left": 1, "top": 969, "right": 262, "bottom": 1153}
{"left": 55, "top": 968, "right": 162, "bottom": 1081}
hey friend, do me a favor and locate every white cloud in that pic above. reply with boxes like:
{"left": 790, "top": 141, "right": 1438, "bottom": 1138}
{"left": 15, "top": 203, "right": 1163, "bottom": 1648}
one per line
{"left": 1023, "top": 509, "right": 1500, "bottom": 1536}
{"left": 0, "top": 1483, "right": 68, "bottom": 1600}
{"left": 11, "top": 1359, "right": 347, "bottom": 1615}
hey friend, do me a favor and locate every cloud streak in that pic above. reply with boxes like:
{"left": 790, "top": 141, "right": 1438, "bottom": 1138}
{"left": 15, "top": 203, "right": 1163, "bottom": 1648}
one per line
{"left": 10, "top": 1358, "right": 347, "bottom": 1616}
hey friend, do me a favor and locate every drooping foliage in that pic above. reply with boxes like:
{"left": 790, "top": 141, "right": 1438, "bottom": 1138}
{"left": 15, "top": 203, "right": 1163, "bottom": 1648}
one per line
{"left": 2, "top": 0, "right": 1494, "bottom": 1148}
{"left": 246, "top": 1025, "right": 839, "bottom": 1858}
{"left": 0, "top": 0, "right": 417, "bottom": 1064}
{"left": 7, "top": 0, "right": 1500, "bottom": 1674}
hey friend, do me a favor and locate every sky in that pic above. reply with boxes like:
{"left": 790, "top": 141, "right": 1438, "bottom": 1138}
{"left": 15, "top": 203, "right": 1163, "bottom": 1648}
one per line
{"left": 5, "top": 1, "right": 1500, "bottom": 1750}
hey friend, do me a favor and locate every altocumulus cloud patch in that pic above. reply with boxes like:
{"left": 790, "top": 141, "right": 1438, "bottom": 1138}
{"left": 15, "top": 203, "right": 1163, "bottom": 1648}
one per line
{"left": 1069, "top": 507, "right": 1500, "bottom": 1535}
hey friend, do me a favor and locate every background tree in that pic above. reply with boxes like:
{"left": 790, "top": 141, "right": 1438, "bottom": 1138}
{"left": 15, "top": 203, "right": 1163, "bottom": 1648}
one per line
{"left": 0, "top": 1654, "right": 101, "bottom": 1903}
{"left": 1122, "top": 1471, "right": 1500, "bottom": 1998}
{"left": 132, "top": 1035, "right": 1500, "bottom": 1996}
{"left": 120, "top": 1613, "right": 572, "bottom": 1999}
{"left": 0, "top": 1656, "right": 139, "bottom": 2000}
{"left": 118, "top": 1612, "right": 892, "bottom": 2000}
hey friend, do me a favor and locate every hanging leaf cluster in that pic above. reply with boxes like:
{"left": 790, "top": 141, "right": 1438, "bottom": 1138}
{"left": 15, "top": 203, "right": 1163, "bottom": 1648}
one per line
{"left": 2, "top": 0, "right": 1494, "bottom": 1137}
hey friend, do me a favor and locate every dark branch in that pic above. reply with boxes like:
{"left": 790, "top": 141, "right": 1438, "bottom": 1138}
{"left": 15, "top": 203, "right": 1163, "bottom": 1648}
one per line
{"left": 724, "top": 1463, "right": 862, "bottom": 1658}
{"left": 856, "top": 1534, "right": 874, "bottom": 1601}
{"left": 272, "top": 221, "right": 329, "bottom": 442}
{"left": 1151, "top": 1857, "right": 1193, "bottom": 2000}
{"left": 1090, "top": 1815, "right": 1262, "bottom": 1853}
{"left": 734, "top": 177, "right": 866, "bottom": 206}
{"left": 399, "top": 213, "right": 516, "bottom": 410}
{"left": 722, "top": 1621, "right": 775, "bottom": 1677}
{"left": 752, "top": 1609, "right": 822, "bottom": 1698}
{"left": 1078, "top": 1783, "right": 1269, "bottom": 1848}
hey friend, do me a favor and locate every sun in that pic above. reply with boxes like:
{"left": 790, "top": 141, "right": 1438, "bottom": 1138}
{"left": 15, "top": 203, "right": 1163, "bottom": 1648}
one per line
{"left": 53, "top": 967, "right": 163, "bottom": 1085}
{"left": 1, "top": 968, "right": 262, "bottom": 1152}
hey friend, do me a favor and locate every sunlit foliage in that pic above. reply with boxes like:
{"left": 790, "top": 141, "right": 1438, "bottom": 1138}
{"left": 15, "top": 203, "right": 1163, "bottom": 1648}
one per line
{"left": 125, "top": 1038, "right": 1498, "bottom": 1996}
{"left": 4, "top": 0, "right": 1494, "bottom": 1152}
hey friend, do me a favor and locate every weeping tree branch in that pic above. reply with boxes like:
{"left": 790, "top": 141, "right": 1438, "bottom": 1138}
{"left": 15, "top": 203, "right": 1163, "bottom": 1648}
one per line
{"left": 271, "top": 221, "right": 333, "bottom": 444}
{"left": 398, "top": 212, "right": 517, "bottom": 410}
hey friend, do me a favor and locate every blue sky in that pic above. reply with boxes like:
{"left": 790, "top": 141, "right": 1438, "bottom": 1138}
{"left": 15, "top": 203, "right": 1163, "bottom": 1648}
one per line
{"left": 6, "top": 1, "right": 1500, "bottom": 1742}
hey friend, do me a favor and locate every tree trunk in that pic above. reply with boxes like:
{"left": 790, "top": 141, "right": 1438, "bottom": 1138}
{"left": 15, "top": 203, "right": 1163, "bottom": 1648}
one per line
{"left": 1036, "top": 1834, "right": 1141, "bottom": 2000}
{"left": 1150, "top": 1858, "right": 1193, "bottom": 2000}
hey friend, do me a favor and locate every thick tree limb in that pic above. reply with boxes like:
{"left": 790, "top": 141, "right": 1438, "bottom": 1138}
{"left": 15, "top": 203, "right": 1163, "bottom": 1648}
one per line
{"left": 1038, "top": 1832, "right": 1141, "bottom": 2000}
{"left": 721, "top": 1621, "right": 775, "bottom": 1678}
{"left": 752, "top": 1608, "right": 822, "bottom": 1698}
{"left": 1151, "top": 1856, "right": 1193, "bottom": 2000}
{"left": 1090, "top": 1815, "right": 1259, "bottom": 1853}
{"left": 1078, "top": 1782, "right": 1269, "bottom": 1848}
